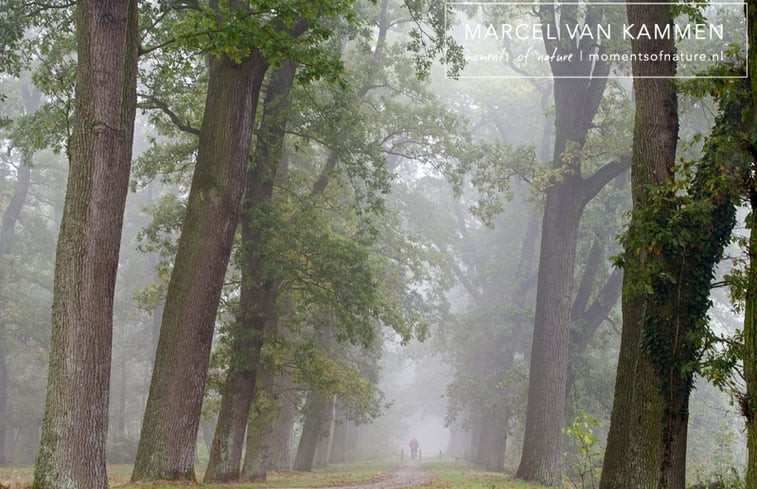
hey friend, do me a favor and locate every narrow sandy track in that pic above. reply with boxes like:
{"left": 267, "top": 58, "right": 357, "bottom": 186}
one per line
{"left": 278, "top": 463, "right": 433, "bottom": 489}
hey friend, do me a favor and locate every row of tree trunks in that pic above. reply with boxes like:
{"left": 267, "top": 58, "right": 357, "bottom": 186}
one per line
{"left": 33, "top": 1, "right": 139, "bottom": 488}
{"left": 226, "top": 1, "right": 393, "bottom": 477}
{"left": 131, "top": 49, "right": 269, "bottom": 482}
{"left": 203, "top": 60, "right": 297, "bottom": 482}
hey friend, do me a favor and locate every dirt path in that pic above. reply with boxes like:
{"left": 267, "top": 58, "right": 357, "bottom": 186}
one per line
{"left": 280, "top": 463, "right": 433, "bottom": 489}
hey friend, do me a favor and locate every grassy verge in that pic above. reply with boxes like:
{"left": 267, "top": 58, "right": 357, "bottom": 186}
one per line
{"left": 409, "top": 460, "right": 552, "bottom": 489}
{"left": 1, "top": 461, "right": 398, "bottom": 489}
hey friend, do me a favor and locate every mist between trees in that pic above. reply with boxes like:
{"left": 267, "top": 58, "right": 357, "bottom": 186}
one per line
{"left": 0, "top": 1, "right": 755, "bottom": 489}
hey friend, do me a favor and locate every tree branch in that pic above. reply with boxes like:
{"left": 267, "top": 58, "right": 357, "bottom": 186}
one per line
{"left": 579, "top": 156, "right": 630, "bottom": 206}
{"left": 138, "top": 94, "right": 201, "bottom": 136}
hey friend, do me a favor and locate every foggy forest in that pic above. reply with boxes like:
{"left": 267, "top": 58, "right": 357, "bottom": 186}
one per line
{"left": 0, "top": 0, "right": 755, "bottom": 488}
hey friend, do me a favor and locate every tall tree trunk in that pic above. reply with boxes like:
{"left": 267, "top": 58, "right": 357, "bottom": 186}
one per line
{"left": 599, "top": 4, "right": 685, "bottom": 487}
{"left": 266, "top": 372, "right": 296, "bottom": 471}
{"left": 132, "top": 50, "right": 268, "bottom": 482}
{"left": 116, "top": 355, "right": 127, "bottom": 437}
{"left": 313, "top": 396, "right": 335, "bottom": 468}
{"left": 745, "top": 189, "right": 757, "bottom": 489}
{"left": 203, "top": 60, "right": 295, "bottom": 482}
{"left": 238, "top": 363, "right": 284, "bottom": 482}
{"left": 33, "top": 1, "right": 138, "bottom": 487}
{"left": 518, "top": 179, "right": 583, "bottom": 485}
{"left": 744, "top": 4, "right": 757, "bottom": 484}
{"left": 516, "top": 5, "right": 628, "bottom": 484}
{"left": 600, "top": 11, "right": 750, "bottom": 487}
{"left": 469, "top": 417, "right": 482, "bottom": 464}
{"left": 329, "top": 402, "right": 348, "bottom": 464}
{"left": 293, "top": 393, "right": 328, "bottom": 472}
{"left": 490, "top": 410, "right": 508, "bottom": 473}
{"left": 473, "top": 411, "right": 506, "bottom": 472}
{"left": 237, "top": 384, "right": 272, "bottom": 482}
{"left": 313, "top": 435, "right": 329, "bottom": 469}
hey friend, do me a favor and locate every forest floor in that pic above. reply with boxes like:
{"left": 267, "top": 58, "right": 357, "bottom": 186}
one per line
{"left": 0, "top": 460, "right": 548, "bottom": 489}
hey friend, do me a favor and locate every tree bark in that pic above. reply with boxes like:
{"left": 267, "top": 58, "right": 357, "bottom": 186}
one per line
{"left": 265, "top": 372, "right": 296, "bottom": 471}
{"left": 33, "top": 1, "right": 138, "bottom": 487}
{"left": 599, "top": 4, "right": 680, "bottom": 487}
{"left": 600, "top": 11, "right": 749, "bottom": 489}
{"left": 313, "top": 396, "right": 335, "bottom": 468}
{"left": 203, "top": 60, "right": 296, "bottom": 482}
{"left": 516, "top": 5, "right": 627, "bottom": 485}
{"left": 329, "top": 402, "right": 348, "bottom": 464}
{"left": 293, "top": 393, "right": 328, "bottom": 472}
{"left": 745, "top": 189, "right": 757, "bottom": 489}
{"left": 132, "top": 49, "right": 268, "bottom": 482}
{"left": 472, "top": 410, "right": 506, "bottom": 472}
{"left": 518, "top": 178, "right": 583, "bottom": 485}
{"left": 237, "top": 383, "right": 272, "bottom": 482}
{"left": 744, "top": 4, "right": 757, "bottom": 484}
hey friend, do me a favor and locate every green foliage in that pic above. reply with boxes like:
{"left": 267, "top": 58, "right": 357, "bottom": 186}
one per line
{"left": 616, "top": 77, "right": 752, "bottom": 397}
{"left": 687, "top": 375, "right": 746, "bottom": 486}
{"left": 405, "top": 0, "right": 464, "bottom": 78}
{"left": 689, "top": 469, "right": 745, "bottom": 489}
{"left": 136, "top": 193, "right": 186, "bottom": 256}
{"left": 564, "top": 411, "right": 602, "bottom": 489}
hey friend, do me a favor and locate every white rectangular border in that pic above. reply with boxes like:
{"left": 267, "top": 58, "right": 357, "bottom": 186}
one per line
{"left": 444, "top": 1, "right": 749, "bottom": 79}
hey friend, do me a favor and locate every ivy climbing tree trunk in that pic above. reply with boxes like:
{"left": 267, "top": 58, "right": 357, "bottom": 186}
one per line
{"left": 132, "top": 49, "right": 268, "bottom": 482}
{"left": 745, "top": 3, "right": 757, "bottom": 485}
{"left": 600, "top": 4, "right": 746, "bottom": 487}
{"left": 598, "top": 14, "right": 679, "bottom": 481}
{"left": 203, "top": 60, "right": 296, "bottom": 483}
{"left": 745, "top": 188, "right": 757, "bottom": 489}
{"left": 32, "top": 1, "right": 138, "bottom": 487}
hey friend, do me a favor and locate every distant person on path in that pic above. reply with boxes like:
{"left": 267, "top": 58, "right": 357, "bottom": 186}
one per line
{"left": 409, "top": 438, "right": 419, "bottom": 460}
